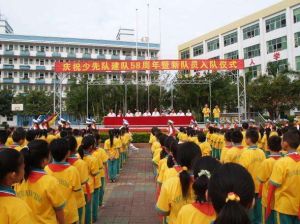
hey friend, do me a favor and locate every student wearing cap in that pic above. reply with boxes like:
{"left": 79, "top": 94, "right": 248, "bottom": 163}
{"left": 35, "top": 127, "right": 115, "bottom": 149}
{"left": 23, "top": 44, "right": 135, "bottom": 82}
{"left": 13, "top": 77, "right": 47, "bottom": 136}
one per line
{"left": 167, "top": 120, "right": 176, "bottom": 138}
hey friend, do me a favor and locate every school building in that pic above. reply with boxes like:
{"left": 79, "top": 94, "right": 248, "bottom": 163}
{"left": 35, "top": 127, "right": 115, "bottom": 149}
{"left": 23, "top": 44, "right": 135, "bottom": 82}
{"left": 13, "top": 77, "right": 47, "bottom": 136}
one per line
{"left": 0, "top": 18, "right": 160, "bottom": 126}
{"left": 178, "top": 0, "right": 300, "bottom": 78}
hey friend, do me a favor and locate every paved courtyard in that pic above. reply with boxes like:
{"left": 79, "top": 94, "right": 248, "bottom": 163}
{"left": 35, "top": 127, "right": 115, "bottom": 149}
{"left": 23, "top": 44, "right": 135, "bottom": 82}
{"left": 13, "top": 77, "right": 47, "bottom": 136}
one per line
{"left": 97, "top": 146, "right": 160, "bottom": 224}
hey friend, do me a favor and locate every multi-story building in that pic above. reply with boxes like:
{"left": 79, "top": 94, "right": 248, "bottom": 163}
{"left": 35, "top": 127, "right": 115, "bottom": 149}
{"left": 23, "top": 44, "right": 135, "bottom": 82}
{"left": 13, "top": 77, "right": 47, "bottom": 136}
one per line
{"left": 0, "top": 18, "right": 160, "bottom": 126}
{"left": 0, "top": 19, "right": 160, "bottom": 95}
{"left": 178, "top": 0, "right": 300, "bottom": 79}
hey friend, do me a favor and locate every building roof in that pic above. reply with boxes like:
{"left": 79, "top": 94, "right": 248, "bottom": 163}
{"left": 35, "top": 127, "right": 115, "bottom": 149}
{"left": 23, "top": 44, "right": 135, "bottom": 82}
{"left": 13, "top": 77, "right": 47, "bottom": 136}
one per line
{"left": 178, "top": 0, "right": 300, "bottom": 52}
{"left": 0, "top": 33, "right": 160, "bottom": 50}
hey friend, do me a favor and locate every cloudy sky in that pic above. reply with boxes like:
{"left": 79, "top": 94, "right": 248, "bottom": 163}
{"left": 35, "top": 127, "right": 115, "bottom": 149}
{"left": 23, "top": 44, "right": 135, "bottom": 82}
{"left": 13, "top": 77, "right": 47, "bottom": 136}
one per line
{"left": 1, "top": 0, "right": 280, "bottom": 58}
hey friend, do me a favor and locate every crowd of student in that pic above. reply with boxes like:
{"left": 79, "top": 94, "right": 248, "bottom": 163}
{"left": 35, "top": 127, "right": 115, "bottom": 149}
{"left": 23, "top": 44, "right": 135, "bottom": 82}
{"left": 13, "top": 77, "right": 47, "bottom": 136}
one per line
{"left": 150, "top": 122, "right": 300, "bottom": 224}
{"left": 0, "top": 126, "right": 133, "bottom": 224}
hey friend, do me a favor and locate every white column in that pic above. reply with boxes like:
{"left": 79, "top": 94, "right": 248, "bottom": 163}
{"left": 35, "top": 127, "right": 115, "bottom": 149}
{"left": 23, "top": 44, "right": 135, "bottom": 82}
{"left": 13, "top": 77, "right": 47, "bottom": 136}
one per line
{"left": 286, "top": 7, "right": 295, "bottom": 70}
{"left": 259, "top": 18, "right": 267, "bottom": 75}
{"left": 219, "top": 34, "right": 224, "bottom": 59}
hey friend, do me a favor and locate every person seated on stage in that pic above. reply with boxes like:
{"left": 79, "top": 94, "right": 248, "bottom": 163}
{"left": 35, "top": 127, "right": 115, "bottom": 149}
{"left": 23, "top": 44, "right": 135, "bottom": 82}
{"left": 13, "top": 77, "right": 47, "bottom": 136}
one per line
{"left": 135, "top": 109, "right": 142, "bottom": 117}
{"left": 186, "top": 109, "right": 192, "bottom": 116}
{"left": 152, "top": 108, "right": 160, "bottom": 117}
{"left": 169, "top": 109, "right": 177, "bottom": 116}
{"left": 107, "top": 109, "right": 116, "bottom": 117}
{"left": 125, "top": 110, "right": 133, "bottom": 117}
{"left": 177, "top": 110, "right": 185, "bottom": 116}
{"left": 143, "top": 110, "right": 152, "bottom": 116}
{"left": 117, "top": 110, "right": 123, "bottom": 117}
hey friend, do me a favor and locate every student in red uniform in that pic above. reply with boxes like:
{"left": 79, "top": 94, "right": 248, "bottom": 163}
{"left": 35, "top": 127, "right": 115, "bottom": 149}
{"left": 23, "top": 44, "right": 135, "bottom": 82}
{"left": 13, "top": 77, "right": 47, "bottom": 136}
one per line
{"left": 208, "top": 163, "right": 255, "bottom": 224}
{"left": 156, "top": 142, "right": 201, "bottom": 224}
{"left": 0, "top": 148, "right": 34, "bottom": 223}
{"left": 177, "top": 156, "right": 221, "bottom": 224}
{"left": 16, "top": 140, "right": 66, "bottom": 224}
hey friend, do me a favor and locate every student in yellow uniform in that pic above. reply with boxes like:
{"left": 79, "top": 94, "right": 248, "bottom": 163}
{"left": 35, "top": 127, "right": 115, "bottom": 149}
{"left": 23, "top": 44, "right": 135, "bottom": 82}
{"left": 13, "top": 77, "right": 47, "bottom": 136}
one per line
{"left": 5, "top": 129, "right": 14, "bottom": 147}
{"left": 152, "top": 133, "right": 163, "bottom": 176}
{"left": 208, "top": 163, "right": 255, "bottom": 224}
{"left": 93, "top": 132, "right": 109, "bottom": 207}
{"left": 90, "top": 141, "right": 103, "bottom": 223}
{"left": 78, "top": 135, "right": 100, "bottom": 224}
{"left": 0, "top": 148, "right": 34, "bottom": 224}
{"left": 113, "top": 129, "right": 122, "bottom": 175}
{"left": 156, "top": 134, "right": 169, "bottom": 185}
{"left": 223, "top": 129, "right": 245, "bottom": 164}
{"left": 202, "top": 104, "right": 211, "bottom": 122}
{"left": 123, "top": 127, "right": 132, "bottom": 161}
{"left": 149, "top": 127, "right": 160, "bottom": 146}
{"left": 220, "top": 129, "right": 233, "bottom": 163}
{"left": 257, "top": 136, "right": 282, "bottom": 224}
{"left": 241, "top": 122, "right": 249, "bottom": 147}
{"left": 10, "top": 127, "right": 27, "bottom": 151}
{"left": 213, "top": 105, "right": 221, "bottom": 124}
{"left": 239, "top": 128, "right": 266, "bottom": 224}
{"left": 120, "top": 128, "right": 127, "bottom": 169}
{"left": 66, "top": 136, "right": 88, "bottom": 224}
{"left": 261, "top": 128, "right": 278, "bottom": 156}
{"left": 46, "top": 129, "right": 57, "bottom": 144}
{"left": 197, "top": 131, "right": 212, "bottom": 156}
{"left": 104, "top": 130, "right": 119, "bottom": 182}
{"left": 177, "top": 127, "right": 188, "bottom": 144}
{"left": 267, "top": 131, "right": 300, "bottom": 224}
{"left": 156, "top": 142, "right": 201, "bottom": 224}
{"left": 16, "top": 140, "right": 66, "bottom": 224}
{"left": 45, "top": 138, "right": 82, "bottom": 224}
{"left": 177, "top": 156, "right": 221, "bottom": 224}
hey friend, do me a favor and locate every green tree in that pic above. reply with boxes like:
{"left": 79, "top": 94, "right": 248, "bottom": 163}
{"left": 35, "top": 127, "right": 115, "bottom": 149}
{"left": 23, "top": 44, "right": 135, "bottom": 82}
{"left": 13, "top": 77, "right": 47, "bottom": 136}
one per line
{"left": 0, "top": 90, "right": 13, "bottom": 117}
{"left": 13, "top": 91, "right": 52, "bottom": 115}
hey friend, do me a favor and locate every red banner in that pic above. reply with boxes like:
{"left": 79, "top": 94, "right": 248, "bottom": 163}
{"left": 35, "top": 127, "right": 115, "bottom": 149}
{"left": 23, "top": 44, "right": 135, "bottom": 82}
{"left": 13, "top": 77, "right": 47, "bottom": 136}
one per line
{"left": 54, "top": 59, "right": 244, "bottom": 73}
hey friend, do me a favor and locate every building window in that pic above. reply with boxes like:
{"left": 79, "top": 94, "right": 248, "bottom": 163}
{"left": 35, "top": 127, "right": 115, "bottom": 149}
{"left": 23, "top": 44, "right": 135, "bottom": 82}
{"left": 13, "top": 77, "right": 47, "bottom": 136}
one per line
{"left": 193, "top": 45, "right": 203, "bottom": 57}
{"left": 224, "top": 50, "right": 239, "bottom": 59}
{"left": 180, "top": 49, "right": 190, "bottom": 59}
{"left": 223, "top": 32, "right": 238, "bottom": 47}
{"left": 207, "top": 39, "right": 219, "bottom": 52}
{"left": 243, "top": 23, "right": 260, "bottom": 40}
{"left": 210, "top": 56, "right": 220, "bottom": 59}
{"left": 244, "top": 44, "right": 260, "bottom": 59}
{"left": 294, "top": 7, "right": 300, "bottom": 23}
{"left": 295, "top": 32, "right": 300, "bottom": 47}
{"left": 266, "top": 13, "right": 286, "bottom": 32}
{"left": 267, "top": 36, "right": 287, "bottom": 53}
{"left": 267, "top": 59, "right": 288, "bottom": 73}
{"left": 296, "top": 56, "right": 300, "bottom": 71}
{"left": 245, "top": 65, "right": 261, "bottom": 79}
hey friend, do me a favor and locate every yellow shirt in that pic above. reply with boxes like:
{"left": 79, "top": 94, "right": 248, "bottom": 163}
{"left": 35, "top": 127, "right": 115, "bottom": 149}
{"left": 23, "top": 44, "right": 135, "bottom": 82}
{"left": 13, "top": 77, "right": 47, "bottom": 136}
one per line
{"left": 0, "top": 186, "right": 34, "bottom": 224}
{"left": 104, "top": 139, "right": 120, "bottom": 159}
{"left": 202, "top": 108, "right": 210, "bottom": 117}
{"left": 163, "top": 167, "right": 180, "bottom": 183}
{"left": 241, "top": 130, "right": 247, "bottom": 147}
{"left": 220, "top": 145, "right": 233, "bottom": 163}
{"left": 157, "top": 157, "right": 168, "bottom": 184}
{"left": 197, "top": 142, "right": 212, "bottom": 156}
{"left": 156, "top": 176, "right": 195, "bottom": 224}
{"left": 188, "top": 136, "right": 199, "bottom": 145}
{"left": 151, "top": 141, "right": 161, "bottom": 154}
{"left": 76, "top": 136, "right": 83, "bottom": 149}
{"left": 149, "top": 134, "right": 156, "bottom": 144}
{"left": 257, "top": 154, "right": 281, "bottom": 208}
{"left": 45, "top": 162, "right": 82, "bottom": 223}
{"left": 298, "top": 145, "right": 300, "bottom": 153}
{"left": 82, "top": 153, "right": 100, "bottom": 193}
{"left": 91, "top": 150, "right": 103, "bottom": 189}
{"left": 67, "top": 155, "right": 88, "bottom": 207}
{"left": 5, "top": 137, "right": 14, "bottom": 146}
{"left": 213, "top": 108, "right": 220, "bottom": 118}
{"left": 177, "top": 132, "right": 188, "bottom": 143}
{"left": 223, "top": 145, "right": 245, "bottom": 164}
{"left": 206, "top": 132, "right": 212, "bottom": 145}
{"left": 97, "top": 148, "right": 109, "bottom": 177}
{"left": 152, "top": 151, "right": 162, "bottom": 167}
{"left": 239, "top": 146, "right": 266, "bottom": 193}
{"left": 15, "top": 170, "right": 66, "bottom": 224}
{"left": 269, "top": 154, "right": 300, "bottom": 216}
{"left": 177, "top": 203, "right": 216, "bottom": 224}
{"left": 46, "top": 134, "right": 57, "bottom": 144}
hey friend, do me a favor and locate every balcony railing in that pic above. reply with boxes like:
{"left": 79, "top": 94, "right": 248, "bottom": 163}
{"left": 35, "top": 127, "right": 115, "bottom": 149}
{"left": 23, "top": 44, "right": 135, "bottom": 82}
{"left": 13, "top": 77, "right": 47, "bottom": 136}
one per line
{"left": 20, "top": 50, "right": 30, "bottom": 56}
{"left": 36, "top": 51, "right": 46, "bottom": 57}
{"left": 20, "top": 78, "right": 30, "bottom": 83}
{"left": 67, "top": 52, "right": 76, "bottom": 58}
{"left": 35, "top": 79, "right": 45, "bottom": 84}
{"left": 3, "top": 50, "right": 14, "bottom": 56}
{"left": 19, "top": 65, "right": 31, "bottom": 70}
{"left": 36, "top": 65, "right": 46, "bottom": 70}
{"left": 82, "top": 53, "right": 91, "bottom": 59}
{"left": 52, "top": 52, "right": 61, "bottom": 57}
{"left": 3, "top": 78, "right": 14, "bottom": 83}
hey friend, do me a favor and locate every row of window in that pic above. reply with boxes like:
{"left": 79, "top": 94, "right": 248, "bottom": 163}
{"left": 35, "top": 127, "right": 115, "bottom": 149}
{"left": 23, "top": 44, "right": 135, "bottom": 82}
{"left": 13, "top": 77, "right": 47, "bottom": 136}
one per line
{"left": 190, "top": 32, "right": 300, "bottom": 59}
{"left": 188, "top": 7, "right": 300, "bottom": 56}
{"left": 0, "top": 84, "right": 70, "bottom": 92}
{"left": 0, "top": 43, "right": 158, "bottom": 57}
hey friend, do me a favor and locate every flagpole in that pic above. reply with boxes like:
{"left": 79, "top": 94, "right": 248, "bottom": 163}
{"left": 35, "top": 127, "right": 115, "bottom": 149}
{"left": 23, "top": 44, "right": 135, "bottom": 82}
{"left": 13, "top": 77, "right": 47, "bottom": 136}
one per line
{"left": 135, "top": 8, "right": 139, "bottom": 110}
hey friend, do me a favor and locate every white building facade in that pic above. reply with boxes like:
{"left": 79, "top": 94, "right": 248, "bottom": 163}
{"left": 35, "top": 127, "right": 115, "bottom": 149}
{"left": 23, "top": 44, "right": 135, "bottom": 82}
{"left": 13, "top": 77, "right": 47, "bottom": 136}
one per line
{"left": 178, "top": 0, "right": 300, "bottom": 78}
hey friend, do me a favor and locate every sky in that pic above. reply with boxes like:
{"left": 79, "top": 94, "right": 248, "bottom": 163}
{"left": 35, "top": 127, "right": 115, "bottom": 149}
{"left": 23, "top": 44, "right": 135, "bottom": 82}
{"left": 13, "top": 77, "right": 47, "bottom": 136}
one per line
{"left": 0, "top": 0, "right": 281, "bottom": 58}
